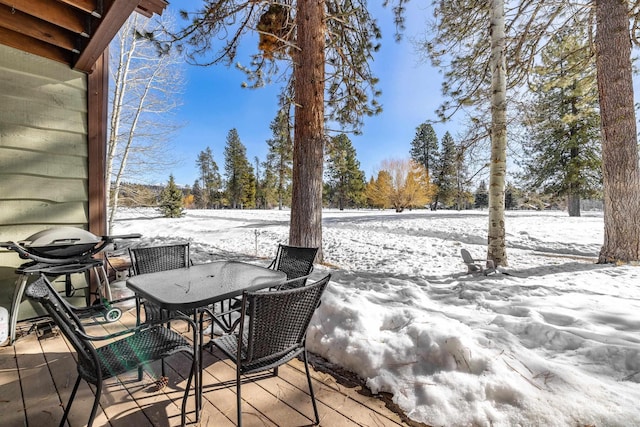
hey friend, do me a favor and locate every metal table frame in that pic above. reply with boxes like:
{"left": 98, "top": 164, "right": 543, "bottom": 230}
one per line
{"left": 125, "top": 260, "right": 286, "bottom": 421}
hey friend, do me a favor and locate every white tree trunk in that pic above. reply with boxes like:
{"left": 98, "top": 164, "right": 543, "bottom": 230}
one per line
{"left": 487, "top": 0, "right": 508, "bottom": 266}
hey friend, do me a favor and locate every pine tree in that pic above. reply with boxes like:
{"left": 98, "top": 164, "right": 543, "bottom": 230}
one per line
{"left": 168, "top": 0, "right": 391, "bottom": 262}
{"left": 241, "top": 166, "right": 257, "bottom": 208}
{"left": 324, "top": 134, "right": 366, "bottom": 210}
{"left": 410, "top": 122, "right": 439, "bottom": 178}
{"left": 365, "top": 172, "right": 392, "bottom": 209}
{"left": 453, "top": 143, "right": 472, "bottom": 210}
{"left": 224, "top": 128, "right": 254, "bottom": 208}
{"left": 264, "top": 109, "right": 293, "bottom": 209}
{"left": 196, "top": 147, "right": 222, "bottom": 208}
{"left": 519, "top": 30, "right": 601, "bottom": 217}
{"left": 474, "top": 180, "right": 488, "bottom": 209}
{"left": 158, "top": 174, "right": 184, "bottom": 218}
{"left": 432, "top": 132, "right": 458, "bottom": 210}
{"left": 192, "top": 179, "right": 205, "bottom": 208}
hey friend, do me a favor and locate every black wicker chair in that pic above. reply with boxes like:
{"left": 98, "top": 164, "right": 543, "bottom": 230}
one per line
{"left": 129, "top": 243, "right": 192, "bottom": 322}
{"left": 129, "top": 243, "right": 198, "bottom": 378}
{"left": 212, "top": 274, "right": 331, "bottom": 427}
{"left": 269, "top": 244, "right": 319, "bottom": 289}
{"left": 225, "top": 244, "right": 319, "bottom": 333}
{"left": 25, "top": 275, "right": 196, "bottom": 427}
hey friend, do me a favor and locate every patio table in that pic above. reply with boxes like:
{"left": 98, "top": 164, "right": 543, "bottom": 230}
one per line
{"left": 126, "top": 260, "right": 286, "bottom": 421}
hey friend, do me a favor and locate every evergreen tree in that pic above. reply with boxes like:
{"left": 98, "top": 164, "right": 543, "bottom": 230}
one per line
{"left": 196, "top": 147, "right": 222, "bottom": 208}
{"left": 505, "top": 184, "right": 525, "bottom": 210}
{"left": 410, "top": 122, "right": 439, "bottom": 177}
{"left": 253, "top": 156, "right": 265, "bottom": 209}
{"left": 241, "top": 165, "right": 257, "bottom": 208}
{"left": 453, "top": 143, "right": 472, "bottom": 210}
{"left": 264, "top": 109, "right": 293, "bottom": 209}
{"left": 192, "top": 179, "right": 205, "bottom": 208}
{"left": 519, "top": 30, "right": 602, "bottom": 217}
{"left": 432, "top": 132, "right": 458, "bottom": 210}
{"left": 365, "top": 172, "right": 392, "bottom": 209}
{"left": 474, "top": 180, "right": 488, "bottom": 209}
{"left": 224, "top": 128, "right": 254, "bottom": 208}
{"left": 158, "top": 174, "right": 184, "bottom": 218}
{"left": 324, "top": 134, "right": 366, "bottom": 210}
{"left": 167, "top": 0, "right": 392, "bottom": 262}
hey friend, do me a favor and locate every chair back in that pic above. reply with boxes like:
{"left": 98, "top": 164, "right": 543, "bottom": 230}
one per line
{"left": 271, "top": 244, "right": 318, "bottom": 289}
{"left": 239, "top": 274, "right": 330, "bottom": 369}
{"left": 460, "top": 249, "right": 474, "bottom": 265}
{"left": 461, "top": 248, "right": 483, "bottom": 273}
{"left": 129, "top": 243, "right": 190, "bottom": 275}
{"left": 129, "top": 243, "right": 191, "bottom": 322}
{"left": 25, "top": 276, "right": 98, "bottom": 379}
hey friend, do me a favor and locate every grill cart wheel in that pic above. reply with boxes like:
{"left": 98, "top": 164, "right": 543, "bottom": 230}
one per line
{"left": 103, "top": 307, "right": 122, "bottom": 322}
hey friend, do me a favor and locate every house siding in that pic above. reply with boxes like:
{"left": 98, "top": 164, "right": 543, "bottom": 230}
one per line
{"left": 0, "top": 44, "right": 90, "bottom": 322}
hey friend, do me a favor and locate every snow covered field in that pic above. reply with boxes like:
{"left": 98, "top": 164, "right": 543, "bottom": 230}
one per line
{"left": 113, "top": 208, "right": 640, "bottom": 427}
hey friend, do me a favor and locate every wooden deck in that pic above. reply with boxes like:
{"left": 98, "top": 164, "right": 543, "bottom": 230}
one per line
{"left": 0, "top": 309, "right": 414, "bottom": 427}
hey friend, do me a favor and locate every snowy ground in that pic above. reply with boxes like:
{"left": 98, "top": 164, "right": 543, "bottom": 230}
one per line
{"left": 112, "top": 208, "right": 640, "bottom": 427}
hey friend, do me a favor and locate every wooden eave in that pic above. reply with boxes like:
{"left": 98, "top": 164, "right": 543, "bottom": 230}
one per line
{"left": 0, "top": 0, "right": 168, "bottom": 73}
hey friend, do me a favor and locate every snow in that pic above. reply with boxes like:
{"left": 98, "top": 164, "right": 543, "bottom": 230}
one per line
{"left": 112, "top": 208, "right": 640, "bottom": 427}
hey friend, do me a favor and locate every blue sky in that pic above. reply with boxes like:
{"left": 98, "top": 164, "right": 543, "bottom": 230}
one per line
{"left": 161, "top": 1, "right": 457, "bottom": 186}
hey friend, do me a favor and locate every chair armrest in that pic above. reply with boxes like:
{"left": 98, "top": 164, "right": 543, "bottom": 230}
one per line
{"left": 274, "top": 274, "right": 312, "bottom": 290}
{"left": 74, "top": 314, "right": 196, "bottom": 342}
{"left": 472, "top": 258, "right": 495, "bottom": 268}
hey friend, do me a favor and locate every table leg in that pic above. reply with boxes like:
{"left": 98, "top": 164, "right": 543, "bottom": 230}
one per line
{"left": 195, "top": 309, "right": 204, "bottom": 421}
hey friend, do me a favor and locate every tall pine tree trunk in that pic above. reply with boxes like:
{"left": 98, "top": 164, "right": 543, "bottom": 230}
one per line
{"left": 568, "top": 193, "right": 580, "bottom": 217}
{"left": 487, "top": 0, "right": 508, "bottom": 267}
{"left": 595, "top": 0, "right": 640, "bottom": 263}
{"left": 290, "top": 0, "right": 325, "bottom": 261}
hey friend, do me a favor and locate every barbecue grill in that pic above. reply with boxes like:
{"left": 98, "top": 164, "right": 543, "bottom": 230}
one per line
{"left": 1, "top": 227, "right": 140, "bottom": 345}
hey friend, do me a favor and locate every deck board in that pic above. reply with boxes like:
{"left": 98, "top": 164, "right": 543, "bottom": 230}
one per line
{"left": 0, "top": 312, "right": 414, "bottom": 427}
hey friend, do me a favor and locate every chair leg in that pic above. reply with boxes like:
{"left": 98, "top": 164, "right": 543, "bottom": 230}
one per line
{"left": 181, "top": 356, "right": 197, "bottom": 427}
{"left": 87, "top": 377, "right": 103, "bottom": 427}
{"left": 59, "top": 375, "right": 81, "bottom": 427}
{"left": 302, "top": 350, "right": 320, "bottom": 425}
{"left": 237, "top": 367, "right": 243, "bottom": 427}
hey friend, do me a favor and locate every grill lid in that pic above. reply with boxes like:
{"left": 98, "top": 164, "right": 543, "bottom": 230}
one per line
{"left": 20, "top": 227, "right": 102, "bottom": 247}
{"left": 19, "top": 227, "right": 103, "bottom": 258}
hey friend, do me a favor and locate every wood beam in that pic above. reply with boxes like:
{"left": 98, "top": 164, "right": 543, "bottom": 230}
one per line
{"left": 87, "top": 49, "right": 108, "bottom": 237}
{"left": 0, "top": 0, "right": 88, "bottom": 35}
{"left": 0, "top": 26, "right": 71, "bottom": 65}
{"left": 136, "top": 0, "right": 168, "bottom": 17}
{"left": 0, "top": 5, "right": 78, "bottom": 52}
{"left": 74, "top": 0, "right": 138, "bottom": 72}
{"left": 58, "top": 0, "right": 101, "bottom": 17}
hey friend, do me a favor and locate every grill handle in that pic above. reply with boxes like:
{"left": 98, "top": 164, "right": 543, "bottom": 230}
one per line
{"left": 0, "top": 241, "right": 35, "bottom": 260}
{"left": 102, "top": 233, "right": 141, "bottom": 242}
{"left": 50, "top": 238, "right": 81, "bottom": 245}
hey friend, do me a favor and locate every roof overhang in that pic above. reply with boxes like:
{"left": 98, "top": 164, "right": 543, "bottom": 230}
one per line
{"left": 0, "top": 0, "right": 168, "bottom": 73}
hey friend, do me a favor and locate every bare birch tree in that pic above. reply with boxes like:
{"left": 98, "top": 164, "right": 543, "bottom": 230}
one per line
{"left": 107, "top": 14, "right": 184, "bottom": 233}
{"left": 487, "top": 0, "right": 508, "bottom": 266}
